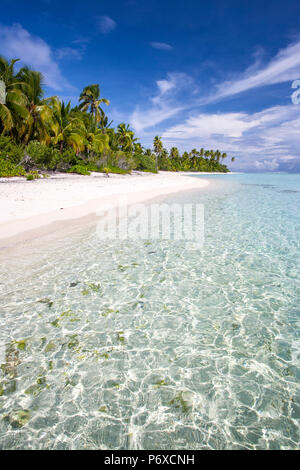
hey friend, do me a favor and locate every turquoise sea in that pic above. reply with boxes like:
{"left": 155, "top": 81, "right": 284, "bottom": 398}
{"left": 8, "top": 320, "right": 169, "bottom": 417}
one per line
{"left": 0, "top": 172, "right": 299, "bottom": 449}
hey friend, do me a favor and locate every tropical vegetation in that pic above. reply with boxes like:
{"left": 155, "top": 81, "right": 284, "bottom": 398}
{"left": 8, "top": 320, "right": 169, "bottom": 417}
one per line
{"left": 0, "top": 56, "right": 233, "bottom": 178}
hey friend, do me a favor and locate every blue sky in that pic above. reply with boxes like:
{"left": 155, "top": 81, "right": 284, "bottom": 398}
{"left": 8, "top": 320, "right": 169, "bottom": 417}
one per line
{"left": 1, "top": 0, "right": 300, "bottom": 171}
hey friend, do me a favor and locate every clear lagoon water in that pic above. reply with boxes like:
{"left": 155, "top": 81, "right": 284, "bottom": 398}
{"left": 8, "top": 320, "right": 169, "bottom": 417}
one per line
{"left": 0, "top": 172, "right": 299, "bottom": 449}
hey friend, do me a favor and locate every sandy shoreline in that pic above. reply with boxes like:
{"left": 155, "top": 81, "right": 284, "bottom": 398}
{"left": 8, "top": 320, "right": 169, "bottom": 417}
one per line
{"left": 0, "top": 171, "right": 209, "bottom": 249}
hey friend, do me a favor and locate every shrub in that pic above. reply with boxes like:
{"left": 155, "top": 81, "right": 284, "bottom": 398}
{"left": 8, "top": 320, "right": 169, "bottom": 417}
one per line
{"left": 104, "top": 166, "right": 130, "bottom": 175}
{"left": 133, "top": 152, "right": 156, "bottom": 172}
{"left": 26, "top": 141, "right": 61, "bottom": 170}
{"left": 67, "top": 165, "right": 91, "bottom": 175}
{"left": 92, "top": 165, "right": 130, "bottom": 175}
{"left": 26, "top": 170, "right": 40, "bottom": 181}
{"left": 0, "top": 158, "right": 26, "bottom": 177}
{"left": 55, "top": 148, "right": 78, "bottom": 171}
{"left": 0, "top": 136, "right": 24, "bottom": 164}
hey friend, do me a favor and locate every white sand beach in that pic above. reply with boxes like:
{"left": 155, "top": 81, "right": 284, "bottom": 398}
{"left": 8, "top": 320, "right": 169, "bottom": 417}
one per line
{"left": 0, "top": 172, "right": 209, "bottom": 247}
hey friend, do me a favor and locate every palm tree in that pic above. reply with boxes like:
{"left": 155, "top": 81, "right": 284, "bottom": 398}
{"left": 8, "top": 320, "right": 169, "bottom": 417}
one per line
{"left": 16, "top": 67, "right": 53, "bottom": 144}
{"left": 153, "top": 136, "right": 163, "bottom": 172}
{"left": 84, "top": 117, "right": 110, "bottom": 157}
{"left": 47, "top": 97, "right": 85, "bottom": 153}
{"left": 79, "top": 84, "right": 110, "bottom": 124}
{"left": 0, "top": 57, "right": 29, "bottom": 138}
{"left": 190, "top": 148, "right": 199, "bottom": 170}
{"left": 100, "top": 114, "right": 113, "bottom": 131}
{"left": 116, "top": 123, "right": 137, "bottom": 152}
{"left": 169, "top": 147, "right": 179, "bottom": 159}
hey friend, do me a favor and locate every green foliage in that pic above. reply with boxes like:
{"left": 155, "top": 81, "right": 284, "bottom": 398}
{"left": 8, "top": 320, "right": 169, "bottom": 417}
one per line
{"left": 103, "top": 166, "right": 130, "bottom": 175}
{"left": 0, "top": 53, "right": 234, "bottom": 176}
{"left": 0, "top": 158, "right": 26, "bottom": 177}
{"left": 26, "top": 170, "right": 40, "bottom": 180}
{"left": 26, "top": 141, "right": 61, "bottom": 170}
{"left": 55, "top": 148, "right": 78, "bottom": 170}
{"left": 67, "top": 164, "right": 91, "bottom": 175}
{"left": 133, "top": 151, "right": 156, "bottom": 172}
{"left": 0, "top": 136, "right": 24, "bottom": 164}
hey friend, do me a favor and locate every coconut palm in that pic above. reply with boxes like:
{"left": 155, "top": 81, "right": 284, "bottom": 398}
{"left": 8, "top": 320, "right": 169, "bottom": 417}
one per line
{"left": 84, "top": 118, "right": 110, "bottom": 156}
{"left": 153, "top": 136, "right": 163, "bottom": 172}
{"left": 116, "top": 123, "right": 137, "bottom": 152}
{"left": 47, "top": 97, "right": 85, "bottom": 153}
{"left": 100, "top": 114, "right": 113, "bottom": 130}
{"left": 0, "top": 57, "right": 29, "bottom": 138}
{"left": 79, "top": 84, "right": 110, "bottom": 124}
{"left": 16, "top": 67, "right": 54, "bottom": 144}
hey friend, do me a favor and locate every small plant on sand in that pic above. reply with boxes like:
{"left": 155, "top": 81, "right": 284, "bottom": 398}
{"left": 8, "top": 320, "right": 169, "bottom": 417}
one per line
{"left": 26, "top": 170, "right": 40, "bottom": 180}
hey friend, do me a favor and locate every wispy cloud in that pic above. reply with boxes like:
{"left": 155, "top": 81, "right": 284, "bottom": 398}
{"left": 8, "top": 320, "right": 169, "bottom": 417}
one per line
{"left": 97, "top": 16, "right": 117, "bottom": 34}
{"left": 150, "top": 42, "right": 173, "bottom": 51}
{"left": 0, "top": 23, "right": 72, "bottom": 91}
{"left": 127, "top": 39, "right": 300, "bottom": 170}
{"left": 205, "top": 41, "right": 300, "bottom": 103}
{"left": 56, "top": 47, "right": 84, "bottom": 61}
{"left": 130, "top": 73, "right": 196, "bottom": 133}
{"left": 162, "top": 105, "right": 300, "bottom": 171}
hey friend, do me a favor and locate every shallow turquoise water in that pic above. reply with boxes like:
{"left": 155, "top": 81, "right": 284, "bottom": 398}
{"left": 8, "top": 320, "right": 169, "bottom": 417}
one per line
{"left": 0, "top": 173, "right": 299, "bottom": 449}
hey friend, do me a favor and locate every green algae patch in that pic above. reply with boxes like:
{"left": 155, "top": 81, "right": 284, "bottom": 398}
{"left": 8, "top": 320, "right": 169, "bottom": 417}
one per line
{"left": 50, "top": 310, "right": 80, "bottom": 327}
{"left": 60, "top": 309, "right": 73, "bottom": 318}
{"left": 154, "top": 379, "right": 168, "bottom": 388}
{"left": 45, "top": 341, "right": 56, "bottom": 352}
{"left": 3, "top": 409, "right": 30, "bottom": 428}
{"left": 169, "top": 392, "right": 192, "bottom": 414}
{"left": 81, "top": 289, "right": 90, "bottom": 296}
{"left": 25, "top": 384, "right": 41, "bottom": 396}
{"left": 100, "top": 352, "right": 109, "bottom": 360}
{"left": 102, "top": 308, "right": 119, "bottom": 317}
{"left": 0, "top": 385, "right": 4, "bottom": 396}
{"left": 117, "top": 331, "right": 125, "bottom": 344}
{"left": 87, "top": 282, "right": 101, "bottom": 292}
{"left": 98, "top": 405, "right": 108, "bottom": 413}
{"left": 67, "top": 335, "right": 79, "bottom": 350}
{"left": 25, "top": 376, "right": 48, "bottom": 396}
{"left": 37, "top": 376, "right": 46, "bottom": 386}
{"left": 50, "top": 318, "right": 60, "bottom": 328}
{"left": 60, "top": 310, "right": 80, "bottom": 322}
{"left": 15, "top": 339, "right": 27, "bottom": 351}
{"left": 2, "top": 342, "right": 20, "bottom": 379}
{"left": 117, "top": 264, "right": 130, "bottom": 272}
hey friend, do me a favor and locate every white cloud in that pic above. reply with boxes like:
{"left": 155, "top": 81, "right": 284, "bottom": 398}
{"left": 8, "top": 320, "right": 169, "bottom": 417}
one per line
{"left": 255, "top": 159, "right": 280, "bottom": 171}
{"left": 131, "top": 104, "right": 183, "bottom": 134}
{"left": 161, "top": 105, "right": 300, "bottom": 171}
{"left": 97, "top": 16, "right": 117, "bottom": 34}
{"left": 0, "top": 23, "right": 72, "bottom": 91}
{"left": 156, "top": 79, "right": 176, "bottom": 95}
{"left": 163, "top": 113, "right": 259, "bottom": 139}
{"left": 130, "top": 73, "right": 197, "bottom": 133}
{"left": 56, "top": 47, "right": 84, "bottom": 61}
{"left": 150, "top": 42, "right": 173, "bottom": 51}
{"left": 205, "top": 40, "right": 300, "bottom": 103}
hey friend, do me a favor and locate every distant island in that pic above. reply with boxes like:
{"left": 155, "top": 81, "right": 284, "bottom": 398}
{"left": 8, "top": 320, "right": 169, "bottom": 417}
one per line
{"left": 0, "top": 56, "right": 235, "bottom": 179}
